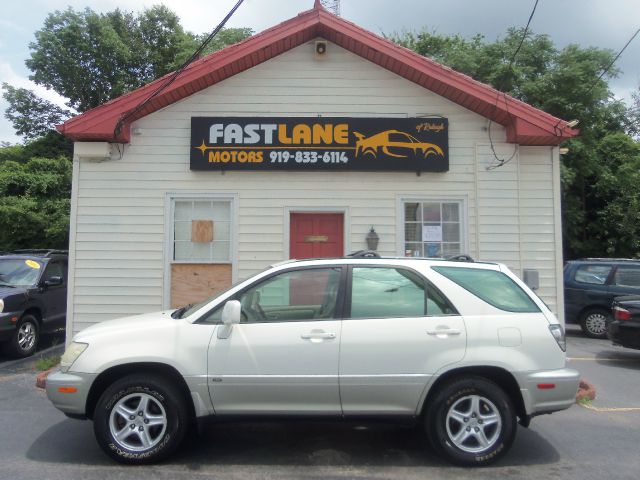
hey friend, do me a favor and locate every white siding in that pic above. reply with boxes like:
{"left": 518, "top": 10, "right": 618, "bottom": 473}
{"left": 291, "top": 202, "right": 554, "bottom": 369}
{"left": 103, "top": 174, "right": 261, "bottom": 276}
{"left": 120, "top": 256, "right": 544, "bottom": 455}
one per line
{"left": 69, "top": 40, "right": 561, "bottom": 335}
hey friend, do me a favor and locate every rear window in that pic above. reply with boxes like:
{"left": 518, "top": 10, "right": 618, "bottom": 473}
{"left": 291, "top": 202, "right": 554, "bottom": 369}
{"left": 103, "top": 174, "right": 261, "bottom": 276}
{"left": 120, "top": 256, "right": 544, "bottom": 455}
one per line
{"left": 432, "top": 266, "right": 540, "bottom": 313}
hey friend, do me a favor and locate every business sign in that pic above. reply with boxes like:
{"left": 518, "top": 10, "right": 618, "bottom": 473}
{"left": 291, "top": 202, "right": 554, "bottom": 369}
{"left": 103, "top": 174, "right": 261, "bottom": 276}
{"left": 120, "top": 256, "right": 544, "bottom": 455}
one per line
{"left": 190, "top": 117, "right": 448, "bottom": 172}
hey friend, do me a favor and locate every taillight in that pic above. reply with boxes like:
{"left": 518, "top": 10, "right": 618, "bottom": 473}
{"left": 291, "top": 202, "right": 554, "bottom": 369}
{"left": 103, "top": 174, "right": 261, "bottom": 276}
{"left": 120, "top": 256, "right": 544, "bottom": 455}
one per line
{"left": 548, "top": 324, "right": 566, "bottom": 351}
{"left": 613, "top": 306, "right": 632, "bottom": 321}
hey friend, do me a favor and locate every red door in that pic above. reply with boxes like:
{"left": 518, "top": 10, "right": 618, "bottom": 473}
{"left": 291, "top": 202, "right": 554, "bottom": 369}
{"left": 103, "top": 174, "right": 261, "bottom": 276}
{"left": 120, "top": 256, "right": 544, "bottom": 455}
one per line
{"left": 290, "top": 213, "right": 344, "bottom": 259}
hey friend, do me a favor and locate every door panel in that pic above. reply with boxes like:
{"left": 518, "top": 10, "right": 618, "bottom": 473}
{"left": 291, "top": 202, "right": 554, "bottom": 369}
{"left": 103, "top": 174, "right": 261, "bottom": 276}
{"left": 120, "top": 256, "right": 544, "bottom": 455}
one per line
{"left": 207, "top": 266, "right": 344, "bottom": 414}
{"left": 339, "top": 266, "right": 466, "bottom": 414}
{"left": 290, "top": 213, "right": 343, "bottom": 259}
{"left": 339, "top": 315, "right": 466, "bottom": 414}
{"left": 208, "top": 320, "right": 342, "bottom": 414}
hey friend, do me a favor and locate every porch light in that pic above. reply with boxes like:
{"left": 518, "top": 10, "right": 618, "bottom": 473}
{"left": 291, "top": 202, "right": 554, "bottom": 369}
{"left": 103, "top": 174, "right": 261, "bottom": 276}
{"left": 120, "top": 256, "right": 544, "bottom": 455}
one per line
{"left": 366, "top": 227, "right": 379, "bottom": 251}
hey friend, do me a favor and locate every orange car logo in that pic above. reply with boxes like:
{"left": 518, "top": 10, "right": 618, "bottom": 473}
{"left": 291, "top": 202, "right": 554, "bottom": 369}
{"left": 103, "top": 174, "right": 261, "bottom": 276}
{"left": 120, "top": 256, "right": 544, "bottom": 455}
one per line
{"left": 354, "top": 129, "right": 444, "bottom": 159}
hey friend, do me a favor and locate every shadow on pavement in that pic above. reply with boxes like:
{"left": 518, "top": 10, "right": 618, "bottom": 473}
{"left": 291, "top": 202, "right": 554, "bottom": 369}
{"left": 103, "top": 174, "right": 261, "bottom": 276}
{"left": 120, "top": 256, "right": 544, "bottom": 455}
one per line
{"left": 27, "top": 419, "right": 559, "bottom": 468}
{"left": 595, "top": 349, "right": 640, "bottom": 369}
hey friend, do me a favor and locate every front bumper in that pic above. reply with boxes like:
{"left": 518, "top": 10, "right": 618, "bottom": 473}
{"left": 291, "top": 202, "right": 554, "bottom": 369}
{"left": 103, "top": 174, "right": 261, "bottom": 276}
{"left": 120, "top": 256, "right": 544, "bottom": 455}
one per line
{"left": 45, "top": 370, "right": 96, "bottom": 417}
{"left": 515, "top": 368, "right": 580, "bottom": 416}
{"left": 0, "top": 311, "right": 20, "bottom": 342}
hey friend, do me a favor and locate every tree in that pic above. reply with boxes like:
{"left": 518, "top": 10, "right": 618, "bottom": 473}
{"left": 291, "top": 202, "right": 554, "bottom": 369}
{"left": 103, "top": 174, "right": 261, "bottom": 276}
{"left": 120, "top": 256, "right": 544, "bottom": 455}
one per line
{"left": 25, "top": 6, "right": 199, "bottom": 112}
{"left": 0, "top": 157, "right": 72, "bottom": 250}
{"left": 2, "top": 84, "right": 71, "bottom": 141}
{"left": 3, "top": 7, "right": 253, "bottom": 141}
{"left": 392, "top": 29, "right": 640, "bottom": 258}
{"left": 1, "top": 5, "right": 253, "bottom": 250}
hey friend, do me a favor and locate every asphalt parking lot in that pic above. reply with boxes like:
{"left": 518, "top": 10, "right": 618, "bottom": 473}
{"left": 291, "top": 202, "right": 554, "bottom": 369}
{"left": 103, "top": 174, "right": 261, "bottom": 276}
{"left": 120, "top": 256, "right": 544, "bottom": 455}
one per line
{"left": 0, "top": 325, "right": 638, "bottom": 480}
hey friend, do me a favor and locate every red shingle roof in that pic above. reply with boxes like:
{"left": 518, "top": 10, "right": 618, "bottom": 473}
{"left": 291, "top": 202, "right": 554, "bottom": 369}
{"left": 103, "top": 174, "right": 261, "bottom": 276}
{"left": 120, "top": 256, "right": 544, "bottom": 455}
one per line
{"left": 57, "top": 2, "right": 577, "bottom": 146}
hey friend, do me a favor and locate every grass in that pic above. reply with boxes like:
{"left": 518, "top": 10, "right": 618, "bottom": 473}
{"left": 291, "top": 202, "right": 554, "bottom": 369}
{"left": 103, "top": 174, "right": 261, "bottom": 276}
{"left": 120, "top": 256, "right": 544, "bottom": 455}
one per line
{"left": 35, "top": 355, "right": 60, "bottom": 371}
{"left": 577, "top": 396, "right": 592, "bottom": 406}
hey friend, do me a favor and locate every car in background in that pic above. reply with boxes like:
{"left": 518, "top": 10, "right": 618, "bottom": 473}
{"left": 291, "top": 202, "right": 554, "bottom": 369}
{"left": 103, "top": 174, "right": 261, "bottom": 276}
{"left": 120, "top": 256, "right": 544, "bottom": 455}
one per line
{"left": 608, "top": 296, "right": 640, "bottom": 350}
{"left": 564, "top": 259, "right": 640, "bottom": 338}
{"left": 0, "top": 250, "right": 68, "bottom": 357}
{"left": 46, "top": 253, "right": 577, "bottom": 466}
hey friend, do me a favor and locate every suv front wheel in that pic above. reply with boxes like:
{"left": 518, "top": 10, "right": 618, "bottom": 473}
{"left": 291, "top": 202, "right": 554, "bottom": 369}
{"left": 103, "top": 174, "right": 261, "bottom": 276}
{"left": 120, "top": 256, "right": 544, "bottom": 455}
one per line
{"left": 426, "top": 376, "right": 516, "bottom": 466}
{"left": 3, "top": 314, "right": 39, "bottom": 358}
{"left": 93, "top": 374, "right": 189, "bottom": 464}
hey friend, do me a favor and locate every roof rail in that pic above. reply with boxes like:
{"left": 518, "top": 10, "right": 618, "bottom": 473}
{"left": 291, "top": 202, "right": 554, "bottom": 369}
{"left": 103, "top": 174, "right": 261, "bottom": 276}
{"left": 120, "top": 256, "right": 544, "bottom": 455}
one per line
{"left": 444, "top": 254, "right": 475, "bottom": 262}
{"left": 11, "top": 249, "right": 68, "bottom": 258}
{"left": 346, "top": 250, "right": 381, "bottom": 259}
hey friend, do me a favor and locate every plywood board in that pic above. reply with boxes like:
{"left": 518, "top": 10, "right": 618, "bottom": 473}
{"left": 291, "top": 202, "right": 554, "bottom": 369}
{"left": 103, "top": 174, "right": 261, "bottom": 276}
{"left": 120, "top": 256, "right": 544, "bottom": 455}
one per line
{"left": 192, "top": 220, "right": 214, "bottom": 242}
{"left": 171, "top": 263, "right": 231, "bottom": 308}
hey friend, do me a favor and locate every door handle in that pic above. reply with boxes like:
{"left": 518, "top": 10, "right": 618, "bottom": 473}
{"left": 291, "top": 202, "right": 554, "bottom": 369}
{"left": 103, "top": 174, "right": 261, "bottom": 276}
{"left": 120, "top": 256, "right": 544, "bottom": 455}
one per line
{"left": 301, "top": 332, "right": 336, "bottom": 340}
{"left": 427, "top": 328, "right": 462, "bottom": 336}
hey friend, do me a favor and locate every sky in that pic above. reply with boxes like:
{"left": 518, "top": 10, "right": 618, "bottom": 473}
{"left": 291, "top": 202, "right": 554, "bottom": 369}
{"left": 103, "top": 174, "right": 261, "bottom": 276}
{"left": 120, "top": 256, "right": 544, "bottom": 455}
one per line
{"left": 0, "top": 0, "right": 638, "bottom": 144}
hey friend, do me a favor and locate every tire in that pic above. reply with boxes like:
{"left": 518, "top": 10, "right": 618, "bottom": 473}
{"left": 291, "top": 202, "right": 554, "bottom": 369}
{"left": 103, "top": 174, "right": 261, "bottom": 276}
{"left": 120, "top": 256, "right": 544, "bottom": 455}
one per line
{"left": 425, "top": 376, "right": 517, "bottom": 466}
{"left": 3, "top": 314, "right": 39, "bottom": 358}
{"left": 93, "top": 374, "right": 189, "bottom": 464}
{"left": 580, "top": 308, "right": 610, "bottom": 339}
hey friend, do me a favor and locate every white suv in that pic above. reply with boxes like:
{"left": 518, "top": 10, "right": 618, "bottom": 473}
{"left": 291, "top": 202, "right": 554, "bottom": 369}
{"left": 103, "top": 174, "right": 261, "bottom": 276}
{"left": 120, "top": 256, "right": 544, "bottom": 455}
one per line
{"left": 46, "top": 255, "right": 579, "bottom": 466}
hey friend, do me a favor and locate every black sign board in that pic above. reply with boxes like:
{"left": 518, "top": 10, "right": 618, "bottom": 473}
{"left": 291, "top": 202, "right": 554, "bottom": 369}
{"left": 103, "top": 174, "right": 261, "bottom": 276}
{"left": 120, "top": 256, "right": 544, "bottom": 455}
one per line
{"left": 190, "top": 117, "right": 448, "bottom": 172}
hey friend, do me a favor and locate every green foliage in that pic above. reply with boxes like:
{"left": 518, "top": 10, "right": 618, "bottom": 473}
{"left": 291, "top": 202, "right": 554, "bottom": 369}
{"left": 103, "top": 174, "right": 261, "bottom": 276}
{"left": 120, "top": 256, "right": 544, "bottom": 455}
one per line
{"left": 0, "top": 157, "right": 72, "bottom": 250}
{"left": 35, "top": 355, "right": 61, "bottom": 371}
{"left": 197, "top": 27, "right": 254, "bottom": 56}
{"left": 392, "top": 28, "right": 640, "bottom": 259}
{"left": 25, "top": 6, "right": 198, "bottom": 112}
{"left": 2, "top": 84, "right": 71, "bottom": 141}
{"left": 0, "top": 132, "right": 72, "bottom": 164}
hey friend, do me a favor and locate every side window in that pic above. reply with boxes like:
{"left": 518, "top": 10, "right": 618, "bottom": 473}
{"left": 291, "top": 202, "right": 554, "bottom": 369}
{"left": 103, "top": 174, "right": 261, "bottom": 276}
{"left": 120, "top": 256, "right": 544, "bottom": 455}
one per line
{"left": 238, "top": 267, "right": 341, "bottom": 323}
{"left": 574, "top": 265, "right": 611, "bottom": 285}
{"left": 350, "top": 267, "right": 426, "bottom": 318}
{"left": 612, "top": 266, "right": 640, "bottom": 287}
{"left": 433, "top": 266, "right": 540, "bottom": 313}
{"left": 43, "top": 262, "right": 64, "bottom": 283}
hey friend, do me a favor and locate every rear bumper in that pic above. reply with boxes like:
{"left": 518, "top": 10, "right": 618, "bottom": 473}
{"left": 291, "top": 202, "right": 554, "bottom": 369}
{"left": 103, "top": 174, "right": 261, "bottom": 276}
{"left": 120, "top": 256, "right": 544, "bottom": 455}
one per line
{"left": 515, "top": 368, "right": 580, "bottom": 416}
{"left": 608, "top": 320, "right": 640, "bottom": 350}
{"left": 45, "top": 370, "right": 96, "bottom": 417}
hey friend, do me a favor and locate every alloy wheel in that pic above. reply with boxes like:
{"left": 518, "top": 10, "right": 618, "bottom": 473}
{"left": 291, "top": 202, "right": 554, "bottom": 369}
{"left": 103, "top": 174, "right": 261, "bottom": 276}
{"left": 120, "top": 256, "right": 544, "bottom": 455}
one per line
{"left": 109, "top": 393, "right": 168, "bottom": 452}
{"left": 445, "top": 394, "right": 502, "bottom": 453}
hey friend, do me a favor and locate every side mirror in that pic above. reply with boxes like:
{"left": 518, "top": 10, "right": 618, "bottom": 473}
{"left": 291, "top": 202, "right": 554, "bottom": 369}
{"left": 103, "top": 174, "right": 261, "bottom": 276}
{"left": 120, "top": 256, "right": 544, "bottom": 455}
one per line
{"left": 218, "top": 300, "right": 241, "bottom": 339}
{"left": 44, "top": 276, "right": 63, "bottom": 287}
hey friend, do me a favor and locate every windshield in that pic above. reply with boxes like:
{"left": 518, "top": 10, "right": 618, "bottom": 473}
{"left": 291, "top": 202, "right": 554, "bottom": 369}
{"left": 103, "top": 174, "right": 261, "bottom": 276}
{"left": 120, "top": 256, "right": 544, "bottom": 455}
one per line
{"left": 171, "top": 282, "right": 238, "bottom": 319}
{"left": 0, "top": 258, "right": 43, "bottom": 287}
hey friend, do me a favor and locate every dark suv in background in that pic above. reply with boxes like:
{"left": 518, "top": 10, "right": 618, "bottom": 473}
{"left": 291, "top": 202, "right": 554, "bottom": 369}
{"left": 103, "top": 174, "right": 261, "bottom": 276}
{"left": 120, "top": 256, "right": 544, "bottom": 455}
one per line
{"left": 564, "top": 259, "right": 640, "bottom": 338}
{"left": 0, "top": 250, "right": 68, "bottom": 357}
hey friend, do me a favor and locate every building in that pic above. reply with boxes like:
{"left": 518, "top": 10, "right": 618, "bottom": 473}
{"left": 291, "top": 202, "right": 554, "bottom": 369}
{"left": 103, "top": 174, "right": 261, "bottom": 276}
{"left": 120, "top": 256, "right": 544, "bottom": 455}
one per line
{"left": 58, "top": 1, "right": 577, "bottom": 337}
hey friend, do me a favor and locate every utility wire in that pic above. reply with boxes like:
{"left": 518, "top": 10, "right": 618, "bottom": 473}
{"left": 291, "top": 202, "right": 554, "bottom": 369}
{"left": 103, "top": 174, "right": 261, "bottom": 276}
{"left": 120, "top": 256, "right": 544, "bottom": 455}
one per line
{"left": 486, "top": 0, "right": 539, "bottom": 170}
{"left": 585, "top": 26, "right": 640, "bottom": 96}
{"left": 113, "top": 0, "right": 246, "bottom": 139}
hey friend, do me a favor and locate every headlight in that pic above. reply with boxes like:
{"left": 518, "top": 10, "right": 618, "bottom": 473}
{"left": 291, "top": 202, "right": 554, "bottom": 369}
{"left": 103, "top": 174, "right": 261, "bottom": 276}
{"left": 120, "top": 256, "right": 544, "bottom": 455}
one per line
{"left": 0, "top": 299, "right": 4, "bottom": 313}
{"left": 60, "top": 342, "right": 88, "bottom": 372}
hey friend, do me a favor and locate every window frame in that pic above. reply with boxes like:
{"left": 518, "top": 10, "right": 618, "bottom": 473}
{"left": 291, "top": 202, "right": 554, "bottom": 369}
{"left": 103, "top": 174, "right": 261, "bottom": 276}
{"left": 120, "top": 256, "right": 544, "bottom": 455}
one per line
{"left": 344, "top": 264, "right": 459, "bottom": 320}
{"left": 397, "top": 195, "right": 467, "bottom": 259}
{"left": 196, "top": 265, "right": 347, "bottom": 325}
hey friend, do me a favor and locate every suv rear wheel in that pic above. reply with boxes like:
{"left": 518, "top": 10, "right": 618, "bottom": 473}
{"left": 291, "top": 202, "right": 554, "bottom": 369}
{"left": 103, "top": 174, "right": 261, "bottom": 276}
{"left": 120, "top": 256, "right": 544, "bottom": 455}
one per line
{"left": 93, "top": 374, "right": 188, "bottom": 464}
{"left": 580, "top": 308, "right": 610, "bottom": 339}
{"left": 426, "top": 376, "right": 516, "bottom": 466}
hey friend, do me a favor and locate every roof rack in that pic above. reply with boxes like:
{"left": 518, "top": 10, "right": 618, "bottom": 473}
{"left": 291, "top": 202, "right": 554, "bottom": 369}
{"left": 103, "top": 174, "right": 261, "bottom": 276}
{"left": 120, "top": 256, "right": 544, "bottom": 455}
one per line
{"left": 578, "top": 258, "right": 639, "bottom": 262}
{"left": 346, "top": 250, "right": 381, "bottom": 259}
{"left": 10, "top": 249, "right": 68, "bottom": 258}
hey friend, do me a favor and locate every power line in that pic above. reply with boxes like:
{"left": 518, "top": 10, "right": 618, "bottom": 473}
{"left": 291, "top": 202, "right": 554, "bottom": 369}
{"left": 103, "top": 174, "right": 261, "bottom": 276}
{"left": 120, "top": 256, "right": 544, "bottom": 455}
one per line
{"left": 585, "top": 25, "right": 640, "bottom": 96}
{"left": 486, "top": 0, "right": 539, "bottom": 170}
{"left": 113, "top": 0, "right": 246, "bottom": 140}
